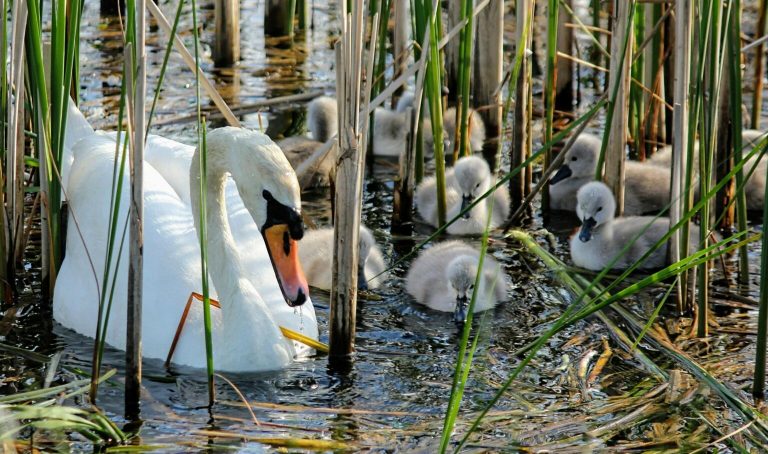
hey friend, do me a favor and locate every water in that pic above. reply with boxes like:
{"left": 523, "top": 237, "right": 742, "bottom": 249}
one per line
{"left": 3, "top": 0, "right": 767, "bottom": 451}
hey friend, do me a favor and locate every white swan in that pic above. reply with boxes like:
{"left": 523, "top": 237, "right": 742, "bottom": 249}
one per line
{"left": 56, "top": 110, "right": 318, "bottom": 371}
{"left": 405, "top": 240, "right": 509, "bottom": 323}
{"left": 415, "top": 156, "right": 509, "bottom": 234}
{"left": 278, "top": 96, "right": 337, "bottom": 188}
{"left": 570, "top": 181, "right": 698, "bottom": 271}
{"left": 298, "top": 226, "right": 387, "bottom": 291}
{"left": 549, "top": 133, "right": 672, "bottom": 214}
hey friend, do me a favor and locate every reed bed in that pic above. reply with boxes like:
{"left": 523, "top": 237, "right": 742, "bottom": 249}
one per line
{"left": 4, "top": 0, "right": 768, "bottom": 451}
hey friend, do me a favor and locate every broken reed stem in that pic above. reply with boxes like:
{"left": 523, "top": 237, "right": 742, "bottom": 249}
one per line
{"left": 509, "top": 0, "right": 533, "bottom": 217}
{"left": 604, "top": 0, "right": 632, "bottom": 215}
{"left": 671, "top": 0, "right": 693, "bottom": 313}
{"left": 472, "top": 0, "right": 503, "bottom": 168}
{"left": 213, "top": 0, "right": 240, "bottom": 67}
{"left": 329, "top": 1, "right": 376, "bottom": 365}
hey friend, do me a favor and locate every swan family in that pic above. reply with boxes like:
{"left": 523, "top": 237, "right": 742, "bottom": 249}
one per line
{"left": 56, "top": 85, "right": 763, "bottom": 370}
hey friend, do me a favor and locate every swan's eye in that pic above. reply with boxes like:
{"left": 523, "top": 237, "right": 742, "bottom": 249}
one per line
{"left": 597, "top": 206, "right": 603, "bottom": 212}
{"left": 571, "top": 156, "right": 577, "bottom": 161}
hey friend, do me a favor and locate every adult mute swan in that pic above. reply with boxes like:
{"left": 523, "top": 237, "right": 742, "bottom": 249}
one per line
{"left": 570, "top": 181, "right": 699, "bottom": 271}
{"left": 549, "top": 133, "right": 672, "bottom": 214}
{"left": 55, "top": 121, "right": 318, "bottom": 371}
{"left": 405, "top": 240, "right": 509, "bottom": 323}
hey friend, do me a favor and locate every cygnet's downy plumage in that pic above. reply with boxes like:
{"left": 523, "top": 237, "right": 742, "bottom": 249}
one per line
{"left": 405, "top": 240, "right": 509, "bottom": 323}
{"left": 570, "top": 181, "right": 699, "bottom": 271}
{"left": 423, "top": 107, "right": 487, "bottom": 158}
{"left": 647, "top": 129, "right": 767, "bottom": 210}
{"left": 549, "top": 133, "right": 672, "bottom": 214}
{"left": 415, "top": 156, "right": 510, "bottom": 234}
{"left": 298, "top": 226, "right": 387, "bottom": 291}
{"left": 278, "top": 96, "right": 338, "bottom": 188}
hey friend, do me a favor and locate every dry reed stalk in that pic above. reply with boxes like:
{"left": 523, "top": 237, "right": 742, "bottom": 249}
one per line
{"left": 509, "top": 0, "right": 533, "bottom": 216}
{"left": 671, "top": 0, "right": 693, "bottom": 312}
{"left": 213, "top": 0, "right": 240, "bottom": 67}
{"left": 472, "top": 0, "right": 503, "bottom": 169}
{"left": 329, "top": 1, "right": 377, "bottom": 364}
{"left": 605, "top": 0, "right": 632, "bottom": 215}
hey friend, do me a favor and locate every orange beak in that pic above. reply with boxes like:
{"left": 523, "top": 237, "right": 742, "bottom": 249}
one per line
{"left": 263, "top": 224, "right": 310, "bottom": 306}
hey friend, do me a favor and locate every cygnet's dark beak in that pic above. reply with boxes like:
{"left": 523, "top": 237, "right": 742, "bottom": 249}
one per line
{"left": 579, "top": 217, "right": 597, "bottom": 242}
{"left": 549, "top": 164, "right": 573, "bottom": 185}
{"left": 357, "top": 262, "right": 368, "bottom": 291}
{"left": 460, "top": 194, "right": 473, "bottom": 219}
{"left": 454, "top": 294, "right": 469, "bottom": 325}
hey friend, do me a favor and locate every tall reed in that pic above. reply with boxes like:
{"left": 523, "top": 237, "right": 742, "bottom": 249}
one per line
{"left": 456, "top": 0, "right": 474, "bottom": 159}
{"left": 190, "top": 0, "right": 216, "bottom": 407}
{"left": 412, "top": 0, "right": 447, "bottom": 226}
{"left": 542, "top": 0, "right": 559, "bottom": 210}
{"left": 729, "top": 0, "right": 750, "bottom": 288}
{"left": 25, "top": 0, "right": 83, "bottom": 293}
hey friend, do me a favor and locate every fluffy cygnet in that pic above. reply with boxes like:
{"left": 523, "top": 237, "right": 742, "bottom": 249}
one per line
{"left": 549, "top": 133, "right": 672, "bottom": 215}
{"left": 278, "top": 96, "right": 338, "bottom": 188}
{"left": 415, "top": 156, "right": 510, "bottom": 234}
{"left": 405, "top": 240, "right": 509, "bottom": 323}
{"left": 648, "top": 129, "right": 767, "bottom": 210}
{"left": 298, "top": 226, "right": 387, "bottom": 291}
{"left": 570, "top": 181, "right": 699, "bottom": 271}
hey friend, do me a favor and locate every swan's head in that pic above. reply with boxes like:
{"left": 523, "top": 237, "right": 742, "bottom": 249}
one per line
{"left": 550, "top": 133, "right": 602, "bottom": 185}
{"left": 207, "top": 127, "right": 310, "bottom": 307}
{"left": 446, "top": 255, "right": 478, "bottom": 324}
{"left": 307, "top": 96, "right": 338, "bottom": 143}
{"left": 575, "top": 181, "right": 615, "bottom": 242}
{"left": 357, "top": 227, "right": 376, "bottom": 291}
{"left": 454, "top": 156, "right": 491, "bottom": 219}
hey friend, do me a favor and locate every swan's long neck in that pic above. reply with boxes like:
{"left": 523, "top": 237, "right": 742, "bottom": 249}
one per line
{"left": 190, "top": 150, "right": 244, "bottom": 291}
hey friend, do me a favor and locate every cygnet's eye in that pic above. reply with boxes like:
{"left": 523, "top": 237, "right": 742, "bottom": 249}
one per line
{"left": 469, "top": 284, "right": 475, "bottom": 291}
{"left": 475, "top": 183, "right": 480, "bottom": 189}
{"left": 571, "top": 156, "right": 578, "bottom": 161}
{"left": 597, "top": 206, "right": 603, "bottom": 212}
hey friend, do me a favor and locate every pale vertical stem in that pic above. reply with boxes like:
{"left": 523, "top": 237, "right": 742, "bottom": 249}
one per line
{"left": 605, "top": 0, "right": 631, "bottom": 214}
{"left": 146, "top": 1, "right": 240, "bottom": 127}
{"left": 671, "top": 0, "right": 692, "bottom": 312}
{"left": 444, "top": 0, "right": 461, "bottom": 104}
{"left": 392, "top": 0, "right": 409, "bottom": 106}
{"left": 543, "top": 0, "right": 558, "bottom": 211}
{"left": 214, "top": 0, "right": 240, "bottom": 67}
{"left": 472, "top": 0, "right": 503, "bottom": 169}
{"left": 510, "top": 0, "right": 532, "bottom": 214}
{"left": 752, "top": 0, "right": 767, "bottom": 129}
{"left": 126, "top": 0, "right": 146, "bottom": 417}
{"left": 329, "top": 0, "right": 373, "bottom": 365}
{"left": 555, "top": 0, "right": 574, "bottom": 111}
{"left": 8, "top": 1, "right": 26, "bottom": 279}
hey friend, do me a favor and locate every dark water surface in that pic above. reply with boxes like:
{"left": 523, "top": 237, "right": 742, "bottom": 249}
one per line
{"left": 3, "top": 0, "right": 768, "bottom": 451}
